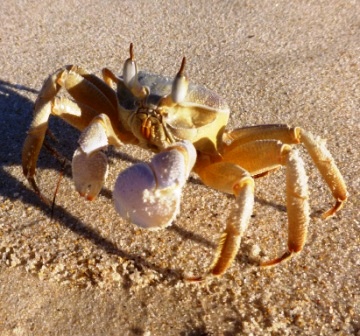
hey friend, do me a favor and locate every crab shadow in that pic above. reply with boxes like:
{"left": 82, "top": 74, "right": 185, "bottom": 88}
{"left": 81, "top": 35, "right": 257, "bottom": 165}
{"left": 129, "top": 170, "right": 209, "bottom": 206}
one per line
{"left": 0, "top": 79, "right": 289, "bottom": 283}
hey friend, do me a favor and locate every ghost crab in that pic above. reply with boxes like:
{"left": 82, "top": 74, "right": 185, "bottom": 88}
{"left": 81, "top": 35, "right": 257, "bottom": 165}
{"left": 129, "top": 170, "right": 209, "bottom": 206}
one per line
{"left": 22, "top": 43, "right": 347, "bottom": 281}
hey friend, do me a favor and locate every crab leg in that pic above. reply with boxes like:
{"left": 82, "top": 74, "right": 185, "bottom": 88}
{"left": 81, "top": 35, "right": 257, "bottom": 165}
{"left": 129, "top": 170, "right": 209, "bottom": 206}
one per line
{"left": 299, "top": 129, "right": 347, "bottom": 218}
{"left": 186, "top": 163, "right": 255, "bottom": 281}
{"left": 224, "top": 125, "right": 347, "bottom": 218}
{"left": 188, "top": 140, "right": 309, "bottom": 280}
{"left": 56, "top": 67, "right": 119, "bottom": 122}
{"left": 113, "top": 141, "right": 197, "bottom": 229}
{"left": 222, "top": 140, "right": 310, "bottom": 267}
{"left": 22, "top": 70, "right": 63, "bottom": 202}
{"left": 260, "top": 148, "right": 309, "bottom": 266}
{"left": 22, "top": 66, "right": 130, "bottom": 201}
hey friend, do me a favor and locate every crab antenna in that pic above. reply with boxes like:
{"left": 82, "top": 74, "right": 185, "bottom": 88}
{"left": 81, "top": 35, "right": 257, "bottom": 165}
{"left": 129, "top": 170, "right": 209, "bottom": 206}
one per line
{"left": 171, "top": 57, "right": 189, "bottom": 104}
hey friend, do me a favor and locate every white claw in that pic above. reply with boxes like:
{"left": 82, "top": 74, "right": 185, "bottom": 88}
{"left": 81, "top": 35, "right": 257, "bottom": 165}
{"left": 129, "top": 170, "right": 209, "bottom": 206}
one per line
{"left": 78, "top": 118, "right": 108, "bottom": 154}
{"left": 72, "top": 148, "right": 108, "bottom": 201}
{"left": 72, "top": 116, "right": 111, "bottom": 200}
{"left": 113, "top": 141, "right": 196, "bottom": 229}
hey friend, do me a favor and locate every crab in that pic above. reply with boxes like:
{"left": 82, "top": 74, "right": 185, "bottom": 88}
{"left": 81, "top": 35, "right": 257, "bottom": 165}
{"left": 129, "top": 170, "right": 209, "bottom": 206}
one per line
{"left": 22, "top": 44, "right": 347, "bottom": 281}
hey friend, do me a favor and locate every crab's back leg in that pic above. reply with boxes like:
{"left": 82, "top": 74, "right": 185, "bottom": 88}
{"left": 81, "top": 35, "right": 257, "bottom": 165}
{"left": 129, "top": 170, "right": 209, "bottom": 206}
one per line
{"left": 22, "top": 69, "right": 63, "bottom": 202}
{"left": 299, "top": 129, "right": 347, "bottom": 218}
{"left": 22, "top": 66, "right": 131, "bottom": 201}
{"left": 224, "top": 124, "right": 347, "bottom": 218}
{"left": 56, "top": 66, "right": 118, "bottom": 124}
{"left": 188, "top": 140, "right": 309, "bottom": 280}
{"left": 187, "top": 162, "right": 255, "bottom": 281}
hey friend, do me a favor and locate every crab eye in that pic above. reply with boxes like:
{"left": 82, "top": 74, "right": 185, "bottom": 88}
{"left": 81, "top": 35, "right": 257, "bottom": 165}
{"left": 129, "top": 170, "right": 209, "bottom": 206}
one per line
{"left": 171, "top": 57, "right": 188, "bottom": 104}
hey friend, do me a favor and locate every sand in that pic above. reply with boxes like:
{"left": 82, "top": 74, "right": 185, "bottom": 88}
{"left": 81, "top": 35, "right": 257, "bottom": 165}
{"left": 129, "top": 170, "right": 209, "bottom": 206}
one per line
{"left": 0, "top": 1, "right": 359, "bottom": 335}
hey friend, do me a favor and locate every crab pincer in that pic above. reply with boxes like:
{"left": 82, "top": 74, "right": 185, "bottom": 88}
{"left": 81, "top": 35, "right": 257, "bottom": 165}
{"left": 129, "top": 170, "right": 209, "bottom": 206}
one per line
{"left": 113, "top": 140, "right": 196, "bottom": 229}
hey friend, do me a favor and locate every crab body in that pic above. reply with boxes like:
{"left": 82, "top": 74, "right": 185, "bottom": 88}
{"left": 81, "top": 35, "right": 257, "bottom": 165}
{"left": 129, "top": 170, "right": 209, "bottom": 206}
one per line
{"left": 22, "top": 44, "right": 347, "bottom": 281}
{"left": 117, "top": 71, "right": 230, "bottom": 155}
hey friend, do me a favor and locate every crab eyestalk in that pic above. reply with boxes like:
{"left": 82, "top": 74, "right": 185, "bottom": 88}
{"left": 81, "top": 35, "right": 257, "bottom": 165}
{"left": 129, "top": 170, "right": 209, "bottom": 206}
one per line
{"left": 123, "top": 43, "right": 148, "bottom": 99}
{"left": 159, "top": 57, "right": 189, "bottom": 108}
{"left": 171, "top": 57, "right": 188, "bottom": 103}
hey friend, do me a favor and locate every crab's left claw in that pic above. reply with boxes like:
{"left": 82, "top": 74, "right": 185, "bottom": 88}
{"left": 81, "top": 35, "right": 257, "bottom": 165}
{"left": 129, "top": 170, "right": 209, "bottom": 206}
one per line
{"left": 72, "top": 114, "right": 121, "bottom": 200}
{"left": 72, "top": 148, "right": 108, "bottom": 201}
{"left": 113, "top": 141, "right": 196, "bottom": 229}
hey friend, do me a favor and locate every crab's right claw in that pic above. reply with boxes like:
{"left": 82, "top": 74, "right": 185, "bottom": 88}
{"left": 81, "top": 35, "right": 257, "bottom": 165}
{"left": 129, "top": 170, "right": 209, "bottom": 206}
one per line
{"left": 113, "top": 141, "right": 196, "bottom": 229}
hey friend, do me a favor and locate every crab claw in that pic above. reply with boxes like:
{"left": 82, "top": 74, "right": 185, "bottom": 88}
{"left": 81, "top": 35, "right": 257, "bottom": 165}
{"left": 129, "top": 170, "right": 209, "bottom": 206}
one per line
{"left": 72, "top": 148, "right": 108, "bottom": 200}
{"left": 72, "top": 116, "right": 110, "bottom": 200}
{"left": 113, "top": 141, "right": 196, "bottom": 229}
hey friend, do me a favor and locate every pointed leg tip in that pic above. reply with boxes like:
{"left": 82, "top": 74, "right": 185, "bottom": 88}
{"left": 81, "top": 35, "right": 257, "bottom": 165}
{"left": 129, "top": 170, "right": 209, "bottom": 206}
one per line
{"left": 183, "top": 276, "right": 205, "bottom": 283}
{"left": 183, "top": 271, "right": 214, "bottom": 282}
{"left": 322, "top": 210, "right": 335, "bottom": 220}
{"left": 183, "top": 269, "right": 224, "bottom": 282}
{"left": 322, "top": 199, "right": 345, "bottom": 220}
{"left": 28, "top": 177, "right": 51, "bottom": 206}
{"left": 260, "top": 251, "right": 293, "bottom": 267}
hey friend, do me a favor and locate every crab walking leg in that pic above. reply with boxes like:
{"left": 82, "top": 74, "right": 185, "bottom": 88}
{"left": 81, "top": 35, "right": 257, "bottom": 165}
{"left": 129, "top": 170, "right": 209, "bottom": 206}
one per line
{"left": 299, "top": 129, "right": 347, "bottom": 218}
{"left": 212, "top": 178, "right": 254, "bottom": 276}
{"left": 223, "top": 140, "right": 310, "bottom": 266}
{"left": 222, "top": 140, "right": 288, "bottom": 176}
{"left": 186, "top": 162, "right": 254, "bottom": 281}
{"left": 223, "top": 124, "right": 300, "bottom": 150}
{"left": 57, "top": 67, "right": 118, "bottom": 122}
{"left": 261, "top": 148, "right": 310, "bottom": 266}
{"left": 113, "top": 141, "right": 196, "bottom": 229}
{"left": 72, "top": 113, "right": 122, "bottom": 200}
{"left": 187, "top": 141, "right": 311, "bottom": 279}
{"left": 52, "top": 97, "right": 102, "bottom": 130}
{"left": 22, "top": 65, "right": 127, "bottom": 200}
{"left": 22, "top": 71, "right": 63, "bottom": 201}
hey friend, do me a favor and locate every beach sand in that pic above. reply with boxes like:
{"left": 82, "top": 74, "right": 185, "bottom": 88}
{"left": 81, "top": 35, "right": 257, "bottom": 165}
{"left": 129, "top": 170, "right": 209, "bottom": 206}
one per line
{"left": 0, "top": 1, "right": 359, "bottom": 334}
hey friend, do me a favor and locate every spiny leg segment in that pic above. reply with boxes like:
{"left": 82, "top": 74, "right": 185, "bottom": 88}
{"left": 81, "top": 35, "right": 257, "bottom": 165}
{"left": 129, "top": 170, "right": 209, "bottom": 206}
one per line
{"left": 186, "top": 163, "right": 255, "bottom": 281}
{"left": 223, "top": 124, "right": 347, "bottom": 218}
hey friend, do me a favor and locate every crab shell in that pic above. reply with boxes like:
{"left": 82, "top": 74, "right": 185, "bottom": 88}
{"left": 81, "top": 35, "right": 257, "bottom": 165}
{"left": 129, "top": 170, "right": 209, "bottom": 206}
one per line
{"left": 117, "top": 71, "right": 231, "bottom": 155}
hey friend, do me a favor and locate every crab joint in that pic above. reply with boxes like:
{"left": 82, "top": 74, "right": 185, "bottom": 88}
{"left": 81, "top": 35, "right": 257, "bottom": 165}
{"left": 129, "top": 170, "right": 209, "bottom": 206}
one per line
{"left": 233, "top": 176, "right": 254, "bottom": 197}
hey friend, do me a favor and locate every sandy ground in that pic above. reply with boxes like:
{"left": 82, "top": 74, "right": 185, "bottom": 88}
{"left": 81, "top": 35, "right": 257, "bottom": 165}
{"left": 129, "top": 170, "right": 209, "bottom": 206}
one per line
{"left": 0, "top": 1, "right": 359, "bottom": 335}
